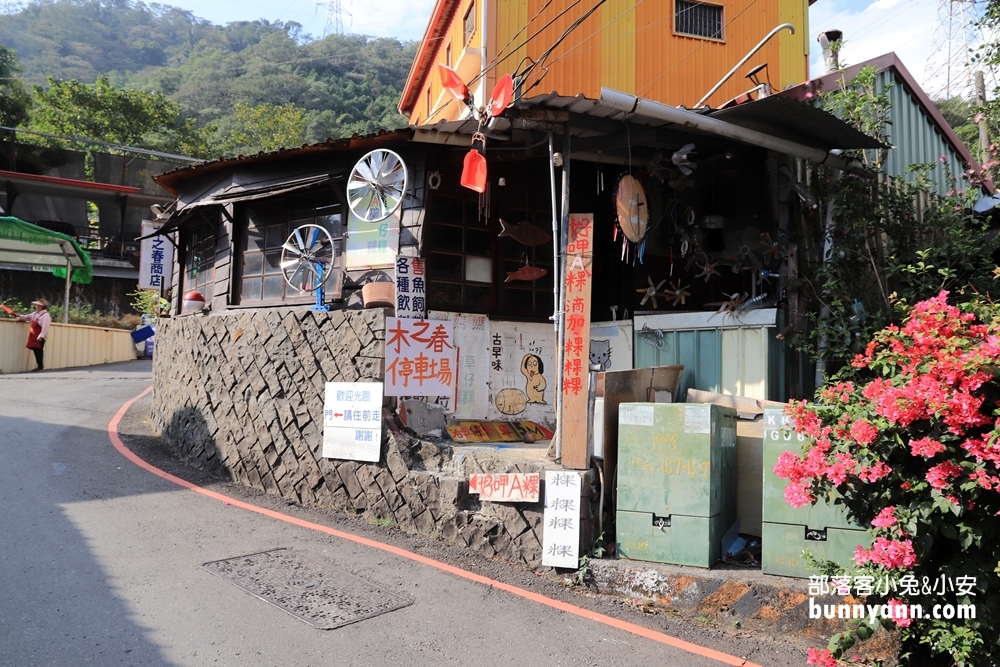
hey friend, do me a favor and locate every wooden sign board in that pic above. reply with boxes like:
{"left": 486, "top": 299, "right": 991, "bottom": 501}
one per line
{"left": 468, "top": 473, "right": 540, "bottom": 502}
{"left": 559, "top": 213, "right": 594, "bottom": 469}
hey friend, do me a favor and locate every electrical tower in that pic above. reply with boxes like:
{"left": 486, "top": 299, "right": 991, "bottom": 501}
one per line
{"left": 923, "top": 0, "right": 996, "bottom": 99}
{"left": 318, "top": 0, "right": 351, "bottom": 37}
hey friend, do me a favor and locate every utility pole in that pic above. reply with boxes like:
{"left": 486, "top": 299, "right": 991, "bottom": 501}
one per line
{"left": 976, "top": 70, "right": 990, "bottom": 166}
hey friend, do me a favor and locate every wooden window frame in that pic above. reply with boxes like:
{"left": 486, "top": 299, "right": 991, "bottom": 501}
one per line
{"left": 236, "top": 189, "right": 344, "bottom": 308}
{"left": 463, "top": 2, "right": 476, "bottom": 46}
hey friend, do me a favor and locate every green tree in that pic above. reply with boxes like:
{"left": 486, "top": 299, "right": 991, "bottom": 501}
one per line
{"left": 28, "top": 75, "right": 209, "bottom": 156}
{"left": 0, "top": 42, "right": 30, "bottom": 127}
{"left": 215, "top": 101, "right": 306, "bottom": 155}
{"left": 933, "top": 97, "right": 983, "bottom": 158}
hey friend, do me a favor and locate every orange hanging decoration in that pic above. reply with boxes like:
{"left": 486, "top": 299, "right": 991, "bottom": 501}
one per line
{"left": 489, "top": 74, "right": 514, "bottom": 118}
{"left": 438, "top": 64, "right": 471, "bottom": 104}
{"left": 461, "top": 144, "right": 488, "bottom": 193}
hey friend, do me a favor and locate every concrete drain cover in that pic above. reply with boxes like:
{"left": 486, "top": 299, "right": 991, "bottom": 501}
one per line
{"left": 202, "top": 549, "right": 413, "bottom": 629}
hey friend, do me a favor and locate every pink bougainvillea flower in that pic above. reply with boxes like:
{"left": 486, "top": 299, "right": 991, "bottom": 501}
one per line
{"left": 926, "top": 461, "right": 962, "bottom": 490}
{"left": 888, "top": 599, "right": 913, "bottom": 628}
{"left": 807, "top": 647, "right": 838, "bottom": 667}
{"left": 909, "top": 437, "right": 945, "bottom": 458}
{"left": 784, "top": 481, "right": 815, "bottom": 508}
{"left": 871, "top": 506, "right": 897, "bottom": 528}
{"left": 854, "top": 537, "right": 917, "bottom": 569}
{"left": 857, "top": 461, "right": 891, "bottom": 483}
{"left": 850, "top": 419, "right": 879, "bottom": 445}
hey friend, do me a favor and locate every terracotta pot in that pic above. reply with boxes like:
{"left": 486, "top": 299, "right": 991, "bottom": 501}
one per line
{"left": 361, "top": 282, "right": 394, "bottom": 309}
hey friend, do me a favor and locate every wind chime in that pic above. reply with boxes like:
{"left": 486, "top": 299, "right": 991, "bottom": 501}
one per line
{"left": 438, "top": 64, "right": 514, "bottom": 201}
{"left": 613, "top": 174, "right": 649, "bottom": 265}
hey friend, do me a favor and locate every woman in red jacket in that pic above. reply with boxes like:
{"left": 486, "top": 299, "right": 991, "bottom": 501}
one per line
{"left": 17, "top": 298, "right": 51, "bottom": 372}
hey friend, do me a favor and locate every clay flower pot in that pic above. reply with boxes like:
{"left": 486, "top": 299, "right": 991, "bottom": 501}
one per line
{"left": 361, "top": 282, "right": 394, "bottom": 309}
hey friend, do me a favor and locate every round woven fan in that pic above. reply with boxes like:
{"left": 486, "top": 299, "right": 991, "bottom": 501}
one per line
{"left": 615, "top": 175, "right": 648, "bottom": 243}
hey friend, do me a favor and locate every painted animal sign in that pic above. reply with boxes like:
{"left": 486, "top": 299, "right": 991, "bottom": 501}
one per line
{"left": 468, "top": 473, "right": 540, "bottom": 502}
{"left": 498, "top": 219, "right": 552, "bottom": 246}
{"left": 486, "top": 321, "right": 556, "bottom": 424}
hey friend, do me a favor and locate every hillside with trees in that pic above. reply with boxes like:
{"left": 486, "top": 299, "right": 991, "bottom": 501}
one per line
{"left": 0, "top": 0, "right": 416, "bottom": 157}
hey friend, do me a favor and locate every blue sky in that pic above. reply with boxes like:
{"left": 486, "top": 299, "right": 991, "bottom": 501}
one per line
{"left": 162, "top": 0, "right": 988, "bottom": 96}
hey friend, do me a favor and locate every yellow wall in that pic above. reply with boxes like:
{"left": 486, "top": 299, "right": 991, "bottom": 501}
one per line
{"left": 0, "top": 320, "right": 138, "bottom": 374}
{"left": 407, "top": 0, "right": 810, "bottom": 124}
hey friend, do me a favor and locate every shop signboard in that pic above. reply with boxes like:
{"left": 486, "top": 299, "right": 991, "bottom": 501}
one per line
{"left": 139, "top": 221, "right": 173, "bottom": 290}
{"left": 384, "top": 317, "right": 456, "bottom": 397}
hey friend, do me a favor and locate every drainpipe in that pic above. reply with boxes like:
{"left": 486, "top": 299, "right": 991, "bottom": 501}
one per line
{"left": 549, "top": 131, "right": 563, "bottom": 459}
{"left": 695, "top": 23, "right": 795, "bottom": 108}
{"left": 554, "top": 128, "right": 571, "bottom": 461}
{"left": 599, "top": 89, "right": 863, "bottom": 173}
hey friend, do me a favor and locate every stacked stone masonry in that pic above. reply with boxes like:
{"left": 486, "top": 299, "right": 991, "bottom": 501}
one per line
{"left": 151, "top": 308, "right": 598, "bottom": 568}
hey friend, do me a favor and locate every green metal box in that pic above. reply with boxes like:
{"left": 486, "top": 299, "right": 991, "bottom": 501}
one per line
{"left": 616, "top": 403, "right": 737, "bottom": 567}
{"left": 761, "top": 407, "right": 869, "bottom": 578}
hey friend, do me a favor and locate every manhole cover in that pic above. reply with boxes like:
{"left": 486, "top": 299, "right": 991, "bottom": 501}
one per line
{"left": 202, "top": 549, "right": 413, "bottom": 629}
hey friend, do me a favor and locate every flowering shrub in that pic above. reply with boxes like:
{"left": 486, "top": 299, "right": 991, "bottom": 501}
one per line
{"left": 776, "top": 292, "right": 1000, "bottom": 665}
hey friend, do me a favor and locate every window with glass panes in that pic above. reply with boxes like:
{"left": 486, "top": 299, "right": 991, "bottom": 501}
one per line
{"left": 238, "top": 189, "right": 343, "bottom": 304}
{"left": 498, "top": 208, "right": 554, "bottom": 319}
{"left": 425, "top": 195, "right": 553, "bottom": 319}
{"left": 185, "top": 218, "right": 216, "bottom": 303}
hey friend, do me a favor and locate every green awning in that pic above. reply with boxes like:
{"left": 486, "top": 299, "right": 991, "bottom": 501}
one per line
{"left": 0, "top": 216, "right": 93, "bottom": 284}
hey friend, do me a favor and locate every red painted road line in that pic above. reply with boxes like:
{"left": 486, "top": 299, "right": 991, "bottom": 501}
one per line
{"left": 110, "top": 387, "right": 762, "bottom": 667}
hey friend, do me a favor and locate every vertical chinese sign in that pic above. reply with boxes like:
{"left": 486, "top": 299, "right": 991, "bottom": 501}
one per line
{"left": 542, "top": 470, "right": 581, "bottom": 568}
{"left": 384, "top": 317, "right": 456, "bottom": 397}
{"left": 560, "top": 213, "right": 593, "bottom": 469}
{"left": 323, "top": 382, "right": 384, "bottom": 462}
{"left": 453, "top": 314, "right": 490, "bottom": 418}
{"left": 139, "top": 221, "right": 174, "bottom": 290}
{"left": 394, "top": 256, "right": 426, "bottom": 318}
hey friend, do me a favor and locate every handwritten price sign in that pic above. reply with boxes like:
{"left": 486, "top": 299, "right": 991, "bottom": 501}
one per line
{"left": 468, "top": 473, "right": 540, "bottom": 502}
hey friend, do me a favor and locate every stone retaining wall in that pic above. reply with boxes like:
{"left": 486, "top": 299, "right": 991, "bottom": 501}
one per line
{"left": 151, "top": 308, "right": 598, "bottom": 568}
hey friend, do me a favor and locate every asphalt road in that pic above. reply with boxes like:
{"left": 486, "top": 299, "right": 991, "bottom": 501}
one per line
{"left": 0, "top": 361, "right": 776, "bottom": 667}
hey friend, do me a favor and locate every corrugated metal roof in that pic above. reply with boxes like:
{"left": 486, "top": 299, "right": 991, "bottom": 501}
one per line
{"left": 778, "top": 52, "right": 990, "bottom": 194}
{"left": 153, "top": 129, "right": 413, "bottom": 195}
{"left": 711, "top": 95, "right": 885, "bottom": 150}
{"left": 412, "top": 91, "right": 884, "bottom": 152}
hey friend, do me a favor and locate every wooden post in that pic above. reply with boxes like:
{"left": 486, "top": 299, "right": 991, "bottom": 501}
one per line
{"left": 63, "top": 257, "right": 71, "bottom": 323}
{"left": 559, "top": 213, "right": 593, "bottom": 470}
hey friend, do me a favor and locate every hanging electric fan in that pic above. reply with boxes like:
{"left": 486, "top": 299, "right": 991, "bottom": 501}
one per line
{"left": 346, "top": 149, "right": 408, "bottom": 223}
{"left": 614, "top": 174, "right": 649, "bottom": 264}
{"left": 280, "top": 223, "right": 337, "bottom": 311}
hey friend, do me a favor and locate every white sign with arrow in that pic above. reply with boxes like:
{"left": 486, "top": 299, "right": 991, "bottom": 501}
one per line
{"left": 323, "top": 381, "right": 384, "bottom": 462}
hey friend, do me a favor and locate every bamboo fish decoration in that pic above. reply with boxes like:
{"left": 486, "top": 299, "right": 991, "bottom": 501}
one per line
{"left": 498, "top": 219, "right": 552, "bottom": 246}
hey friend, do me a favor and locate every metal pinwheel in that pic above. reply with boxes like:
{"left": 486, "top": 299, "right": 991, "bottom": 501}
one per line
{"left": 637, "top": 276, "right": 667, "bottom": 309}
